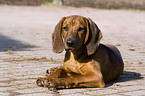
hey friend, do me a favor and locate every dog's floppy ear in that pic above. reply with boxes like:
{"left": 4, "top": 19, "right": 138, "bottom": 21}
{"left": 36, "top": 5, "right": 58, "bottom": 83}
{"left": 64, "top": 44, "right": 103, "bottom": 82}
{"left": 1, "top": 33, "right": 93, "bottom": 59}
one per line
{"left": 84, "top": 18, "right": 102, "bottom": 55}
{"left": 52, "top": 17, "right": 66, "bottom": 53}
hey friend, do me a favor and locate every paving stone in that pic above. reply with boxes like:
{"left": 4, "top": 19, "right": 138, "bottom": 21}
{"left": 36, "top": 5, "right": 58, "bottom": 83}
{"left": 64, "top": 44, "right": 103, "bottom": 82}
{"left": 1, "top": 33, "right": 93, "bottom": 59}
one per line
{"left": 0, "top": 92, "right": 10, "bottom": 96}
{"left": 120, "top": 90, "right": 145, "bottom": 96}
{"left": 114, "top": 85, "right": 145, "bottom": 92}
{"left": 84, "top": 88, "right": 120, "bottom": 95}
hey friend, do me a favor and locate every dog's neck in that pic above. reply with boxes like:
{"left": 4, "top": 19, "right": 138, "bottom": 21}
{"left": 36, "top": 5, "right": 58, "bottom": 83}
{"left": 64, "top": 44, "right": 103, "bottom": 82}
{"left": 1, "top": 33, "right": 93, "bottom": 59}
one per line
{"left": 65, "top": 50, "right": 85, "bottom": 61}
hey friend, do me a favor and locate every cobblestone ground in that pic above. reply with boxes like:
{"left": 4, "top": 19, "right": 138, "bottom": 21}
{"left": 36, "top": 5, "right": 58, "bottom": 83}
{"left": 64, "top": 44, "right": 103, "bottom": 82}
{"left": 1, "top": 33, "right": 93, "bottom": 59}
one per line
{"left": 0, "top": 6, "right": 145, "bottom": 96}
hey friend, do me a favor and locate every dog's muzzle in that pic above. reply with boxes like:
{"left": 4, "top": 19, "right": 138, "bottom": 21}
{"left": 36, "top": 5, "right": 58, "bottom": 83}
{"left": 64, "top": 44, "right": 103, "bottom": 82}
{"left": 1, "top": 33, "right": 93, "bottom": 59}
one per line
{"left": 66, "top": 39, "right": 75, "bottom": 47}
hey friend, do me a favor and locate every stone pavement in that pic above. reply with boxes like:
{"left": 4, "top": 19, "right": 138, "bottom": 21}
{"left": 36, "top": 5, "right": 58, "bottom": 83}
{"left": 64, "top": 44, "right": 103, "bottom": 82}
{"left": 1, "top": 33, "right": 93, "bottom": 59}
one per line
{"left": 0, "top": 6, "right": 145, "bottom": 96}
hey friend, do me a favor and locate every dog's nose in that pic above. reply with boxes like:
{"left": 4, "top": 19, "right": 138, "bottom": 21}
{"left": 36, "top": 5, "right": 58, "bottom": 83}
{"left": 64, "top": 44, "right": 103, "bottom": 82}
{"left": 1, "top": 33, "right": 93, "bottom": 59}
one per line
{"left": 66, "top": 39, "right": 75, "bottom": 47}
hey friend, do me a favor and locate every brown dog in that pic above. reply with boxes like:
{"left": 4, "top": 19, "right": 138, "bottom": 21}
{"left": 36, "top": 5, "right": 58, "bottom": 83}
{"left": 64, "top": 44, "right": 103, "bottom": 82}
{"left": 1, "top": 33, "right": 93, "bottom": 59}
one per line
{"left": 36, "top": 15, "right": 124, "bottom": 89}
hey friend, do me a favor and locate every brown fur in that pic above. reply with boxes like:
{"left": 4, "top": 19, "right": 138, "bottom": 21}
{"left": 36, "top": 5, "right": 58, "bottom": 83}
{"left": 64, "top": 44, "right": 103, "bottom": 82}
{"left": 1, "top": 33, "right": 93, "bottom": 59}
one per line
{"left": 36, "top": 15, "right": 124, "bottom": 89}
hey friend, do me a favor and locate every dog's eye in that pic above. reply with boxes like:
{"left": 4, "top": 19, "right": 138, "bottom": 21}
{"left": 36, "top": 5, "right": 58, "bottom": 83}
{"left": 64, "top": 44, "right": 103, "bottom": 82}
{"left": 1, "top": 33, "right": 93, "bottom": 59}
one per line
{"left": 62, "top": 27, "right": 68, "bottom": 31}
{"left": 78, "top": 27, "right": 84, "bottom": 32}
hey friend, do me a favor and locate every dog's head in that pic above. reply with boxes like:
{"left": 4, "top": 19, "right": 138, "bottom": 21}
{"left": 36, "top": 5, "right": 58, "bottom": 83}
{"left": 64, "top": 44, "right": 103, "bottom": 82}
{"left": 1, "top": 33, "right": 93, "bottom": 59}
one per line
{"left": 52, "top": 15, "right": 102, "bottom": 55}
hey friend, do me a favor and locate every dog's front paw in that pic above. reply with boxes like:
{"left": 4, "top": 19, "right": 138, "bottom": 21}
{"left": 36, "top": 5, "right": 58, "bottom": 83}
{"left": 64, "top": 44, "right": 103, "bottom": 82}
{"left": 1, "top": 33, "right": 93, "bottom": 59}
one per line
{"left": 46, "top": 69, "right": 53, "bottom": 74}
{"left": 46, "top": 67, "right": 60, "bottom": 74}
{"left": 36, "top": 77, "right": 50, "bottom": 87}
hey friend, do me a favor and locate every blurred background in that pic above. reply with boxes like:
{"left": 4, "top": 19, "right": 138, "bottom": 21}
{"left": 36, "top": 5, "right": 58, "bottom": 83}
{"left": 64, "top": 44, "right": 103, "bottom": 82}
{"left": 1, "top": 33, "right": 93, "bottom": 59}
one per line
{"left": 0, "top": 0, "right": 145, "bottom": 10}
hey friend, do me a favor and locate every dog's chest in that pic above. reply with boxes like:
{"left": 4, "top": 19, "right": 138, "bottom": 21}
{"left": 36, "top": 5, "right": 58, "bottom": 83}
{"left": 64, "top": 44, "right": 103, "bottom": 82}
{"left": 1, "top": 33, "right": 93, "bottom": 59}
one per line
{"left": 64, "top": 59, "right": 81, "bottom": 74}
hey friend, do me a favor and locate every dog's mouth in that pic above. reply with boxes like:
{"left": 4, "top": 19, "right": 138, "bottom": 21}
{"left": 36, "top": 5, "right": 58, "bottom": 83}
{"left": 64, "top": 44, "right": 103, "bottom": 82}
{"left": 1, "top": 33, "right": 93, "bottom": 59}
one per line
{"left": 65, "top": 45, "right": 82, "bottom": 52}
{"left": 65, "top": 47, "right": 75, "bottom": 51}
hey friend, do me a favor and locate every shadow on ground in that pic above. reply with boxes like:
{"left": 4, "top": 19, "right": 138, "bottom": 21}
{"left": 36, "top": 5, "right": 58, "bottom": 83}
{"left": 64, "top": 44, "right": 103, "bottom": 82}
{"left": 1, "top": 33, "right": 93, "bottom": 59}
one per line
{"left": 106, "top": 71, "right": 144, "bottom": 87}
{"left": 0, "top": 34, "right": 35, "bottom": 51}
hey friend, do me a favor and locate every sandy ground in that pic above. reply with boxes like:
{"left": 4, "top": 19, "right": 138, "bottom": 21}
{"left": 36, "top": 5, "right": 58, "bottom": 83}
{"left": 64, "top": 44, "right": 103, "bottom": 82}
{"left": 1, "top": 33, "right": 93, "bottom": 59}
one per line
{"left": 0, "top": 5, "right": 145, "bottom": 95}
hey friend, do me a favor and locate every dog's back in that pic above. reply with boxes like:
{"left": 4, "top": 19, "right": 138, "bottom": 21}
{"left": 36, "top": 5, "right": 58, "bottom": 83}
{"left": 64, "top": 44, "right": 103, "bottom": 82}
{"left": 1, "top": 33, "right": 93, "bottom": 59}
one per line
{"left": 92, "top": 44, "right": 124, "bottom": 83}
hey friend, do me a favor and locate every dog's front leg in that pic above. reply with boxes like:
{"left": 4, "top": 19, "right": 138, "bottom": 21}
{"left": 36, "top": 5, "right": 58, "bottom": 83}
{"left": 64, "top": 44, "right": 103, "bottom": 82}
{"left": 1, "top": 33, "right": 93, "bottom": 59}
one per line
{"left": 49, "top": 74, "right": 105, "bottom": 88}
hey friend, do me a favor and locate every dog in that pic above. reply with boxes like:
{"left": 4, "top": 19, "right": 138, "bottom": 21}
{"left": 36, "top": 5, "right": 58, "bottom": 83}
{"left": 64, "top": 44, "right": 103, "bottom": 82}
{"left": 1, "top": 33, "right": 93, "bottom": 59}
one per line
{"left": 36, "top": 15, "right": 124, "bottom": 90}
